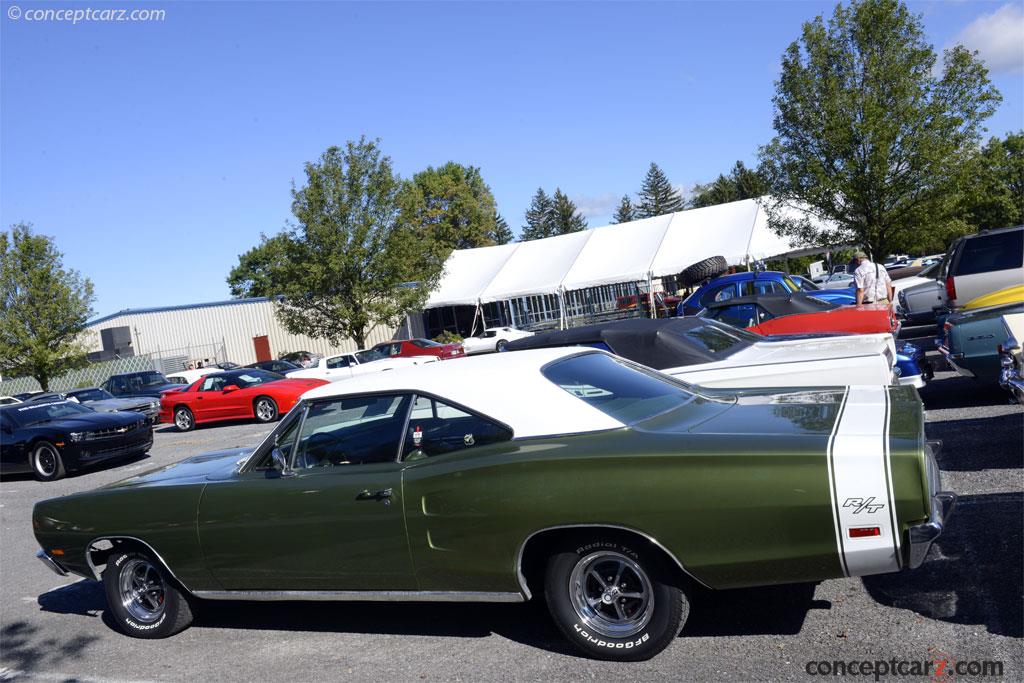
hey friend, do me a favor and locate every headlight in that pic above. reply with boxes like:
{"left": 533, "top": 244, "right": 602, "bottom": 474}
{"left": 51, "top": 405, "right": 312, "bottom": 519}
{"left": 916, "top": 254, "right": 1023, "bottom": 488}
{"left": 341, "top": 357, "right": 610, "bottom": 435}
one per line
{"left": 149, "top": 401, "right": 158, "bottom": 409}
{"left": 69, "top": 432, "right": 85, "bottom": 442}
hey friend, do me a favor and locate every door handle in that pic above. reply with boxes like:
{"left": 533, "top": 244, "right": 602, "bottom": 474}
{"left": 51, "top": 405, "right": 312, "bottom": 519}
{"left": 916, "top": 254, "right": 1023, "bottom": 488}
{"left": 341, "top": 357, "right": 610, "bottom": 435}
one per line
{"left": 356, "top": 488, "right": 393, "bottom": 502}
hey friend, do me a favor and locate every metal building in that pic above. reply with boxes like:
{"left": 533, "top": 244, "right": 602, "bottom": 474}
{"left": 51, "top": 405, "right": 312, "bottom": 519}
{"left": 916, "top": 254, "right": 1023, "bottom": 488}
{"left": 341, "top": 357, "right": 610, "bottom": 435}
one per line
{"left": 85, "top": 297, "right": 424, "bottom": 367}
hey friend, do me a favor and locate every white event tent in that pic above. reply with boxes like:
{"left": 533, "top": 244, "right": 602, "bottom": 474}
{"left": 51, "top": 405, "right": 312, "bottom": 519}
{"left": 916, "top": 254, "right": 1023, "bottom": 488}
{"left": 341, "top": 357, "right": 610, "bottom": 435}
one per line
{"left": 425, "top": 197, "right": 815, "bottom": 319}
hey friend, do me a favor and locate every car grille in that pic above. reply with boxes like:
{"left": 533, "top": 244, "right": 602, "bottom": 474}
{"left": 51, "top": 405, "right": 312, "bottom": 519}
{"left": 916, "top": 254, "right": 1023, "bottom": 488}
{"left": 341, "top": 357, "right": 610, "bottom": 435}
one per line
{"left": 83, "top": 419, "right": 147, "bottom": 441}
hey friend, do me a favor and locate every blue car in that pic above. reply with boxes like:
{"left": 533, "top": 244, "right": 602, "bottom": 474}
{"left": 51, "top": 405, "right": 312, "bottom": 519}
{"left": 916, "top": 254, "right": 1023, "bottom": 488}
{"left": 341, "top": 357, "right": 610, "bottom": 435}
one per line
{"left": 677, "top": 271, "right": 855, "bottom": 316}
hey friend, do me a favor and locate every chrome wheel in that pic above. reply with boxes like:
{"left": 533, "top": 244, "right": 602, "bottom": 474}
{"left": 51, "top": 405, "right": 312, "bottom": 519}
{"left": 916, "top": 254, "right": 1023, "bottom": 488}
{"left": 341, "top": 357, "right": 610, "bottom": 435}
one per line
{"left": 174, "top": 408, "right": 192, "bottom": 431}
{"left": 568, "top": 551, "right": 654, "bottom": 638}
{"left": 118, "top": 558, "right": 166, "bottom": 623}
{"left": 32, "top": 444, "right": 59, "bottom": 478}
{"left": 255, "top": 398, "right": 276, "bottom": 422}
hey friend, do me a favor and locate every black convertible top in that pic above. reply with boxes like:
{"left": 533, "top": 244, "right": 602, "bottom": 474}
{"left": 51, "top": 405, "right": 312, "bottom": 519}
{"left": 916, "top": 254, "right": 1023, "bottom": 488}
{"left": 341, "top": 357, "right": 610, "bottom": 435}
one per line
{"left": 702, "top": 292, "right": 838, "bottom": 317}
{"left": 506, "top": 317, "right": 759, "bottom": 370}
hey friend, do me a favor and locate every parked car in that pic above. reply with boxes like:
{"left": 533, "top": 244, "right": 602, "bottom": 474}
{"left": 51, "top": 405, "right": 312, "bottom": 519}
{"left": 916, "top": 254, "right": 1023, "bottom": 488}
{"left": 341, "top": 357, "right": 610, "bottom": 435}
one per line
{"left": 103, "top": 371, "right": 182, "bottom": 399}
{"left": 462, "top": 327, "right": 534, "bottom": 354}
{"left": 165, "top": 367, "right": 220, "bottom": 385}
{"left": 64, "top": 387, "right": 160, "bottom": 424}
{"left": 998, "top": 312, "right": 1024, "bottom": 403}
{"left": 939, "top": 302, "right": 1024, "bottom": 383}
{"left": 2, "top": 401, "right": 152, "bottom": 481}
{"left": 507, "top": 318, "right": 897, "bottom": 389}
{"left": 821, "top": 272, "right": 856, "bottom": 290}
{"left": 615, "top": 292, "right": 682, "bottom": 318}
{"left": 698, "top": 294, "right": 928, "bottom": 388}
{"left": 893, "top": 260, "right": 944, "bottom": 320}
{"left": 938, "top": 225, "right": 1024, "bottom": 309}
{"left": 287, "top": 349, "right": 436, "bottom": 383}
{"left": 370, "top": 338, "right": 465, "bottom": 361}
{"left": 678, "top": 271, "right": 853, "bottom": 316}
{"left": 0, "top": 396, "right": 21, "bottom": 405}
{"left": 31, "top": 348, "right": 952, "bottom": 661}
{"left": 278, "top": 351, "right": 321, "bottom": 368}
{"left": 245, "top": 359, "right": 303, "bottom": 374}
{"left": 158, "top": 369, "right": 326, "bottom": 431}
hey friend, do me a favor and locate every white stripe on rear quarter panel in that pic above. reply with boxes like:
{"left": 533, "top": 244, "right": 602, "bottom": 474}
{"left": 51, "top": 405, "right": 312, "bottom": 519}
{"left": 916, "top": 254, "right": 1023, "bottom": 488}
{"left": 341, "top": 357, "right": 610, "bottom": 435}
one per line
{"left": 830, "top": 385, "right": 901, "bottom": 576}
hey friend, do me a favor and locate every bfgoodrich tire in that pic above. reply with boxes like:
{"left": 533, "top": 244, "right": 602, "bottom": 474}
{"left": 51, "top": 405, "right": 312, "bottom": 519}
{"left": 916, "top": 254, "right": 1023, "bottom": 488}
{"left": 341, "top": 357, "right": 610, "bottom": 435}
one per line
{"left": 544, "top": 536, "right": 689, "bottom": 661}
{"left": 680, "top": 255, "right": 727, "bottom": 287}
{"left": 103, "top": 549, "right": 193, "bottom": 639}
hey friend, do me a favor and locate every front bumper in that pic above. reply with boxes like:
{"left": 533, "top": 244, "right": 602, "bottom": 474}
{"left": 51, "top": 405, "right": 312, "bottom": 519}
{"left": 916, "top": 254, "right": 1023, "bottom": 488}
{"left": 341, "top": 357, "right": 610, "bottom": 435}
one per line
{"left": 36, "top": 549, "right": 68, "bottom": 577}
{"left": 1000, "top": 364, "right": 1024, "bottom": 402}
{"left": 907, "top": 442, "right": 957, "bottom": 569}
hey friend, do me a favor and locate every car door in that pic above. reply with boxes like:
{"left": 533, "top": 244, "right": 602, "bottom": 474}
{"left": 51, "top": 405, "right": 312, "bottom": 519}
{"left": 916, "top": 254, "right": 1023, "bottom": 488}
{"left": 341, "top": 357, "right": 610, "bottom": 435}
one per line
{"left": 194, "top": 375, "right": 229, "bottom": 421}
{"left": 196, "top": 393, "right": 415, "bottom": 591}
{"left": 324, "top": 354, "right": 356, "bottom": 380}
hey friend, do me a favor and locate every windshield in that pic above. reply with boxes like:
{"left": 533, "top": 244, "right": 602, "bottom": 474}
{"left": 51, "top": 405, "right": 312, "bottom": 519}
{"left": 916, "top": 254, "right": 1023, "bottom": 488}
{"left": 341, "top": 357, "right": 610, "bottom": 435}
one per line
{"left": 229, "top": 370, "right": 283, "bottom": 388}
{"left": 920, "top": 259, "right": 942, "bottom": 279}
{"left": 69, "top": 389, "right": 112, "bottom": 402}
{"left": 411, "top": 339, "right": 442, "bottom": 348}
{"left": 135, "top": 371, "right": 171, "bottom": 388}
{"left": 10, "top": 401, "right": 93, "bottom": 426}
{"left": 795, "top": 276, "right": 820, "bottom": 291}
{"left": 355, "top": 348, "right": 388, "bottom": 364}
{"left": 542, "top": 353, "right": 697, "bottom": 424}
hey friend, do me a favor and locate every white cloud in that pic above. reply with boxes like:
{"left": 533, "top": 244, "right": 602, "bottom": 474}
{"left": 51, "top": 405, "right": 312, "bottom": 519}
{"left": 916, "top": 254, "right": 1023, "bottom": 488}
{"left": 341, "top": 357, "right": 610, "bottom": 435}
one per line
{"left": 571, "top": 192, "right": 619, "bottom": 219}
{"left": 950, "top": 3, "right": 1024, "bottom": 75}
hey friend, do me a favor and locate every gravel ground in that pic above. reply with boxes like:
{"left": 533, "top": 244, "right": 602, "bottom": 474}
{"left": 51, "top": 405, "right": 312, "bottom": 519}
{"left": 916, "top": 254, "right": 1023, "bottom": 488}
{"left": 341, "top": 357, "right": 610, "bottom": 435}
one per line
{"left": 1, "top": 361, "right": 1021, "bottom": 682}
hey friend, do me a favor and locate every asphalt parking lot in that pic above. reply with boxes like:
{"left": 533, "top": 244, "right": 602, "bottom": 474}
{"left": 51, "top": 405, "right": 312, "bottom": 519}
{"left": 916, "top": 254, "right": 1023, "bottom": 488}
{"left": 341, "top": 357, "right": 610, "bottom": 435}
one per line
{"left": 1, "top": 358, "right": 1021, "bottom": 681}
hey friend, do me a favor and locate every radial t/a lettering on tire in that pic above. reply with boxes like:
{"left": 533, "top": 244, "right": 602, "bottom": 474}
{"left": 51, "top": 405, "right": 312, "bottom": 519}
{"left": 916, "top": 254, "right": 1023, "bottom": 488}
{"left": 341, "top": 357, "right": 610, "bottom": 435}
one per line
{"left": 543, "top": 536, "right": 689, "bottom": 661}
{"left": 102, "top": 549, "right": 194, "bottom": 639}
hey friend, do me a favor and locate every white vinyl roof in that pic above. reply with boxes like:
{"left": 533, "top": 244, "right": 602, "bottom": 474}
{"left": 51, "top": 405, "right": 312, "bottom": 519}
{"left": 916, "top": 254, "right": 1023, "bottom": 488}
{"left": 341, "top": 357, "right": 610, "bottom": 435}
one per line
{"left": 425, "top": 197, "right": 815, "bottom": 308}
{"left": 300, "top": 347, "right": 623, "bottom": 438}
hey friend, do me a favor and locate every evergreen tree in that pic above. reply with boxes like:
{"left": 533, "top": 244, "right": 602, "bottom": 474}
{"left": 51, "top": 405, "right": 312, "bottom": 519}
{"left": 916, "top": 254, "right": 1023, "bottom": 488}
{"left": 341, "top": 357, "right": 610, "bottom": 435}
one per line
{"left": 549, "top": 188, "right": 588, "bottom": 234}
{"left": 690, "top": 161, "right": 769, "bottom": 208}
{"left": 491, "top": 212, "right": 514, "bottom": 244}
{"left": 612, "top": 195, "right": 636, "bottom": 223}
{"left": 520, "top": 188, "right": 554, "bottom": 241}
{"left": 636, "top": 163, "right": 684, "bottom": 218}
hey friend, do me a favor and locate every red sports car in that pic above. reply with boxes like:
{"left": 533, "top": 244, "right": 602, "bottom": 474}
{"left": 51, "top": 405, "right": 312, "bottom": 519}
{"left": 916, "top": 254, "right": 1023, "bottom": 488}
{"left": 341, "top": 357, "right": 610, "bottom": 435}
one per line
{"left": 699, "top": 292, "right": 897, "bottom": 336}
{"left": 159, "top": 369, "right": 327, "bottom": 431}
{"left": 369, "top": 338, "right": 465, "bottom": 361}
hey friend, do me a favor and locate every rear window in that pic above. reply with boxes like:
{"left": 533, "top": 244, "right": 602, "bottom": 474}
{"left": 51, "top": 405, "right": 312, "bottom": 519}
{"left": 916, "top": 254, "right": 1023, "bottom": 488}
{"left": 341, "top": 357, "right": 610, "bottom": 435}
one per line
{"left": 683, "top": 320, "right": 758, "bottom": 352}
{"left": 955, "top": 230, "right": 1023, "bottom": 276}
{"left": 542, "top": 353, "right": 696, "bottom": 424}
{"left": 411, "top": 339, "right": 442, "bottom": 348}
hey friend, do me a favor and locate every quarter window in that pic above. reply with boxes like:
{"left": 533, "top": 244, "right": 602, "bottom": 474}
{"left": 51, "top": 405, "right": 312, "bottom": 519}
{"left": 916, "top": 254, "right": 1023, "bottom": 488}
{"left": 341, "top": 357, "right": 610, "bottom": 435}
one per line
{"left": 326, "top": 355, "right": 353, "bottom": 369}
{"left": 403, "top": 395, "right": 511, "bottom": 460}
{"left": 293, "top": 394, "right": 411, "bottom": 469}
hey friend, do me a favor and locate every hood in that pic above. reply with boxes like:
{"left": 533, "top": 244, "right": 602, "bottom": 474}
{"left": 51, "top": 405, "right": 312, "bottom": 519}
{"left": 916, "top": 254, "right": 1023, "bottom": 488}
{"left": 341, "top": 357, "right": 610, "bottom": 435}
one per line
{"left": 740, "top": 332, "right": 895, "bottom": 365}
{"left": 81, "top": 397, "right": 155, "bottom": 412}
{"left": 103, "top": 448, "right": 251, "bottom": 489}
{"left": 20, "top": 409, "right": 144, "bottom": 431}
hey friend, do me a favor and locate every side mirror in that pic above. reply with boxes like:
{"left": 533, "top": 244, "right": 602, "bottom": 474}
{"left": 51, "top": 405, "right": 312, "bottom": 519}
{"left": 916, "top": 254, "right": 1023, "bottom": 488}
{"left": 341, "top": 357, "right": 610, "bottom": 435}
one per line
{"left": 223, "top": 384, "right": 239, "bottom": 393}
{"left": 270, "top": 445, "right": 294, "bottom": 476}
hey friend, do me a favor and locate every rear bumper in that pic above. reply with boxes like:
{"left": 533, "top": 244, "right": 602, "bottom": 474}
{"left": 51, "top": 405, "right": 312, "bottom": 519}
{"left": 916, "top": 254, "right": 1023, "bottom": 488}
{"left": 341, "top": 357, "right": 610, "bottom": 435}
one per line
{"left": 907, "top": 442, "right": 956, "bottom": 569}
{"left": 1000, "top": 365, "right": 1024, "bottom": 402}
{"left": 36, "top": 549, "right": 68, "bottom": 577}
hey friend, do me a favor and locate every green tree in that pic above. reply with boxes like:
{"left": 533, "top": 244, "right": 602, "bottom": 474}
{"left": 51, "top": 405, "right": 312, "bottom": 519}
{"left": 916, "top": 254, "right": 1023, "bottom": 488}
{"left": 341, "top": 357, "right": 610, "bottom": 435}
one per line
{"left": 226, "top": 138, "right": 442, "bottom": 349}
{"left": 401, "top": 161, "right": 497, "bottom": 250}
{"left": 759, "top": 0, "right": 1001, "bottom": 259}
{"left": 491, "top": 212, "right": 514, "bottom": 244}
{"left": 549, "top": 188, "right": 588, "bottom": 234}
{"left": 521, "top": 187, "right": 554, "bottom": 241}
{"left": 690, "top": 161, "right": 769, "bottom": 208}
{"left": 636, "top": 163, "right": 684, "bottom": 218}
{"left": 0, "top": 224, "right": 95, "bottom": 390}
{"left": 612, "top": 195, "right": 636, "bottom": 223}
{"left": 962, "top": 131, "right": 1024, "bottom": 231}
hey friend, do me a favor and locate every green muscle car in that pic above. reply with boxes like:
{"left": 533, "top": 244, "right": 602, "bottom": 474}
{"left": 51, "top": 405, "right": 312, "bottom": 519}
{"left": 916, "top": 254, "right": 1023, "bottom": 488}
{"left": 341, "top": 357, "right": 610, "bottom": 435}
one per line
{"left": 940, "top": 301, "right": 1024, "bottom": 383}
{"left": 32, "top": 348, "right": 954, "bottom": 661}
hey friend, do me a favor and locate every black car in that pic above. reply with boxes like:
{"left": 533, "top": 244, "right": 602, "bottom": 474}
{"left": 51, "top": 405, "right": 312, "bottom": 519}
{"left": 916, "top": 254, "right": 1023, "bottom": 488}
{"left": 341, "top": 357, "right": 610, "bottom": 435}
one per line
{"left": 64, "top": 387, "right": 161, "bottom": 424}
{"left": 244, "top": 359, "right": 301, "bottom": 374}
{"left": 102, "top": 371, "right": 181, "bottom": 399}
{"left": 0, "top": 401, "right": 153, "bottom": 481}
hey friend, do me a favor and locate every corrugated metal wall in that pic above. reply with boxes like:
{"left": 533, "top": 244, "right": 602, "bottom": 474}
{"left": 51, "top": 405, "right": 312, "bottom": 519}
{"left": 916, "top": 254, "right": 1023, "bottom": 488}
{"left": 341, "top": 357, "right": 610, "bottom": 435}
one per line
{"left": 86, "top": 299, "right": 425, "bottom": 365}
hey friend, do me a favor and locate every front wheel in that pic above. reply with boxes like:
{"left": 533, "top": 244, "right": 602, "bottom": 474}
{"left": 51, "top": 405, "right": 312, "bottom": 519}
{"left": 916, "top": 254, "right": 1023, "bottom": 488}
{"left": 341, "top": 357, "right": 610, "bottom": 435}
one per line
{"left": 103, "top": 549, "right": 193, "bottom": 638}
{"left": 495, "top": 339, "right": 509, "bottom": 352}
{"left": 173, "top": 406, "right": 194, "bottom": 432}
{"left": 253, "top": 396, "right": 278, "bottom": 423}
{"left": 544, "top": 537, "right": 689, "bottom": 661}
{"left": 31, "top": 442, "right": 66, "bottom": 481}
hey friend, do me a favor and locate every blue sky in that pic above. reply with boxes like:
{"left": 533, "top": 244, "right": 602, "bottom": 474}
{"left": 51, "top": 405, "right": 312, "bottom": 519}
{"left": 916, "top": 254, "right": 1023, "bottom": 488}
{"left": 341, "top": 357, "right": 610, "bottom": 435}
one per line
{"left": 2, "top": 0, "right": 1022, "bottom": 317}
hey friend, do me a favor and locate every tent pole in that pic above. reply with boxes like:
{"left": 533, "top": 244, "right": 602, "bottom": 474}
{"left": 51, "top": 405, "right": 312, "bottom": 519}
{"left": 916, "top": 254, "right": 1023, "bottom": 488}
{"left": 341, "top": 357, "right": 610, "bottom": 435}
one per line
{"left": 647, "top": 272, "right": 656, "bottom": 319}
{"left": 558, "top": 289, "right": 567, "bottom": 330}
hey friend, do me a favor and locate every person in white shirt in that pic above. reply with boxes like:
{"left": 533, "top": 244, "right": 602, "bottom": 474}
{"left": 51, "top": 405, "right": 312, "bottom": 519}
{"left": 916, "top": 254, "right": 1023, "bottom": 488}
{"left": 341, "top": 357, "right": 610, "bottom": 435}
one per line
{"left": 853, "top": 250, "right": 894, "bottom": 305}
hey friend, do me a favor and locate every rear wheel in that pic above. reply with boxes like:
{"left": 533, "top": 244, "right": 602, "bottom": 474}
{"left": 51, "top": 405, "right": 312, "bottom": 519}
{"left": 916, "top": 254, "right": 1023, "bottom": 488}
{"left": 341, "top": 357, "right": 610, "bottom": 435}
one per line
{"left": 31, "top": 442, "right": 65, "bottom": 481}
{"left": 173, "top": 406, "right": 194, "bottom": 432}
{"left": 103, "top": 549, "right": 193, "bottom": 639}
{"left": 495, "top": 339, "right": 509, "bottom": 352}
{"left": 254, "top": 397, "right": 278, "bottom": 423}
{"left": 544, "top": 536, "right": 689, "bottom": 661}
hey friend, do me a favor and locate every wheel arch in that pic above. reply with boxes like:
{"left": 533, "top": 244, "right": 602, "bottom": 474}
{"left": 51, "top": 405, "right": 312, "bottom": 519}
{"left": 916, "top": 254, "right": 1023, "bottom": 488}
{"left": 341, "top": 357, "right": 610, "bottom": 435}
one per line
{"left": 515, "top": 524, "right": 709, "bottom": 601}
{"left": 85, "top": 535, "right": 192, "bottom": 593}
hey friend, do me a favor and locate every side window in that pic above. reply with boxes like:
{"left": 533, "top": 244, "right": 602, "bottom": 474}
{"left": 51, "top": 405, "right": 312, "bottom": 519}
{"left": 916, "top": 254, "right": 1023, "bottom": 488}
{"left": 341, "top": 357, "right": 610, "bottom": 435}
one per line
{"left": 702, "top": 284, "right": 735, "bottom": 306}
{"left": 326, "top": 355, "right": 352, "bottom": 369}
{"left": 252, "top": 409, "right": 305, "bottom": 470}
{"left": 755, "top": 306, "right": 775, "bottom": 323}
{"left": 201, "top": 376, "right": 226, "bottom": 392}
{"left": 109, "top": 377, "right": 127, "bottom": 394}
{"left": 403, "top": 395, "right": 512, "bottom": 461}
{"left": 955, "top": 230, "right": 1024, "bottom": 276}
{"left": 755, "top": 280, "right": 780, "bottom": 295}
{"left": 389, "top": 343, "right": 402, "bottom": 356}
{"left": 713, "top": 304, "right": 758, "bottom": 329}
{"left": 294, "top": 394, "right": 411, "bottom": 469}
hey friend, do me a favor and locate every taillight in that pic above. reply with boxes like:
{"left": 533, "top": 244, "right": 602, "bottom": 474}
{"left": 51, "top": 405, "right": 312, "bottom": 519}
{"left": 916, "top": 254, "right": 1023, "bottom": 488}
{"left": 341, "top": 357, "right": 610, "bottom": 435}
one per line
{"left": 945, "top": 276, "right": 956, "bottom": 301}
{"left": 849, "top": 527, "right": 881, "bottom": 538}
